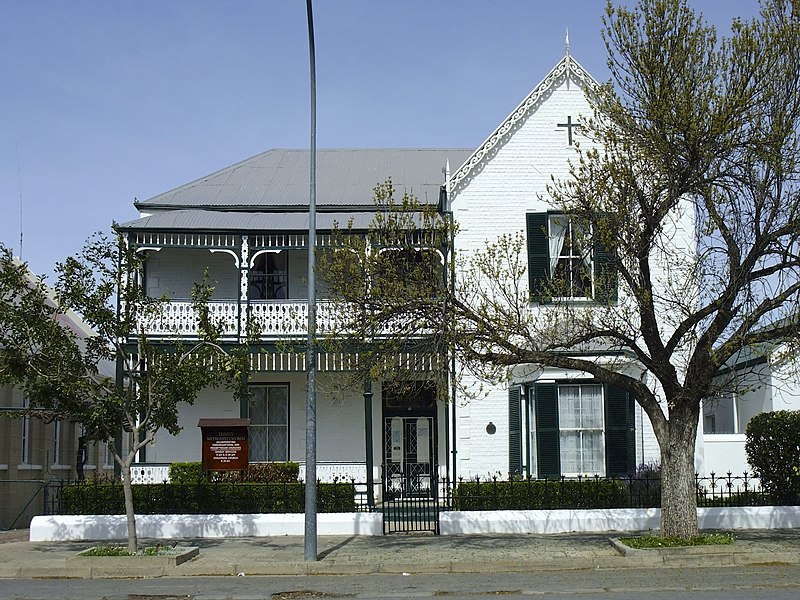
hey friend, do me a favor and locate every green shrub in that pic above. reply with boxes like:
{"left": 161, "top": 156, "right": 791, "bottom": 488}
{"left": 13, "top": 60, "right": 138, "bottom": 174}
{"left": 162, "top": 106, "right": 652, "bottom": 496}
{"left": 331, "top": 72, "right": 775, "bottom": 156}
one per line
{"left": 745, "top": 410, "right": 800, "bottom": 505}
{"left": 167, "top": 461, "right": 300, "bottom": 484}
{"left": 452, "top": 478, "right": 629, "bottom": 511}
{"left": 60, "top": 481, "right": 355, "bottom": 514}
{"left": 168, "top": 462, "right": 205, "bottom": 485}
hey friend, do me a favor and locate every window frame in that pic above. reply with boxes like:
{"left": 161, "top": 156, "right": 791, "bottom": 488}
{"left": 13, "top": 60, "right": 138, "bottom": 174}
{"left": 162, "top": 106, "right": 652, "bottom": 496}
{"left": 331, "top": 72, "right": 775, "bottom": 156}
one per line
{"left": 250, "top": 251, "right": 289, "bottom": 301}
{"left": 247, "top": 383, "right": 290, "bottom": 462}
{"left": 557, "top": 383, "right": 606, "bottom": 476}
{"left": 526, "top": 212, "right": 617, "bottom": 304}
{"left": 530, "top": 381, "right": 633, "bottom": 479}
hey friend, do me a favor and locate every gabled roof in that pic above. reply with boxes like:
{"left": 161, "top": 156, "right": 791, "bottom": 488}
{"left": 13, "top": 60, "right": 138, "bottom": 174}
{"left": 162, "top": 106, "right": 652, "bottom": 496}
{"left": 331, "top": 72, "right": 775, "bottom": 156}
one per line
{"left": 134, "top": 148, "right": 473, "bottom": 212}
{"left": 449, "top": 54, "right": 598, "bottom": 192}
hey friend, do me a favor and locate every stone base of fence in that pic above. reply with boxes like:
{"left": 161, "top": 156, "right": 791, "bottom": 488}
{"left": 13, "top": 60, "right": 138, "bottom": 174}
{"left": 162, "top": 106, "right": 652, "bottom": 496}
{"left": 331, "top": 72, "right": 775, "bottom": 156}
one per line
{"left": 29, "top": 512, "right": 383, "bottom": 541}
{"left": 439, "top": 506, "right": 800, "bottom": 535}
{"left": 29, "top": 506, "right": 800, "bottom": 541}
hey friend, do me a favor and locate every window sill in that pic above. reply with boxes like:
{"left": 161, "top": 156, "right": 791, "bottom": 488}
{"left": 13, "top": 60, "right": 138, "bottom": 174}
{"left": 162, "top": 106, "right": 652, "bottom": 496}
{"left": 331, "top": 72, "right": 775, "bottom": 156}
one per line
{"left": 50, "top": 464, "right": 73, "bottom": 470}
{"left": 0, "top": 464, "right": 7, "bottom": 471}
{"left": 17, "top": 464, "right": 43, "bottom": 470}
{"left": 703, "top": 433, "right": 746, "bottom": 441}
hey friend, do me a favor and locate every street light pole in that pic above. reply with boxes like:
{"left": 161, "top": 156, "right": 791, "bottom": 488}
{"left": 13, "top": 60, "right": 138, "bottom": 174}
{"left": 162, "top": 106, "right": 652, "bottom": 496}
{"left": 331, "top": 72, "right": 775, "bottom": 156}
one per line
{"left": 304, "top": 0, "right": 318, "bottom": 562}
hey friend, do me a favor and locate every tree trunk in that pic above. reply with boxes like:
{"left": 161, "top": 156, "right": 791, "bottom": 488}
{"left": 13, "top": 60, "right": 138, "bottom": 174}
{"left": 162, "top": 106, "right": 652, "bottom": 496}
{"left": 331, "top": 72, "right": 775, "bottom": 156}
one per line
{"left": 120, "top": 462, "right": 138, "bottom": 554}
{"left": 660, "top": 410, "right": 699, "bottom": 539}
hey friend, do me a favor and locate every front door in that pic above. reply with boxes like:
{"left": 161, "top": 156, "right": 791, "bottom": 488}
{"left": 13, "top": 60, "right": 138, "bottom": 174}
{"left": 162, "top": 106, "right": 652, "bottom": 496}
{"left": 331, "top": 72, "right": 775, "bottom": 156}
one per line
{"left": 382, "top": 381, "right": 437, "bottom": 499}
{"left": 384, "top": 415, "right": 434, "bottom": 498}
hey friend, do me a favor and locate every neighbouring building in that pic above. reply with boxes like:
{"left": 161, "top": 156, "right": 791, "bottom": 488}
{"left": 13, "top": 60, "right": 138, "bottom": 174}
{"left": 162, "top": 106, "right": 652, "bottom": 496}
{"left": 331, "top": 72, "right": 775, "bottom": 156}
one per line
{"left": 0, "top": 260, "right": 114, "bottom": 529}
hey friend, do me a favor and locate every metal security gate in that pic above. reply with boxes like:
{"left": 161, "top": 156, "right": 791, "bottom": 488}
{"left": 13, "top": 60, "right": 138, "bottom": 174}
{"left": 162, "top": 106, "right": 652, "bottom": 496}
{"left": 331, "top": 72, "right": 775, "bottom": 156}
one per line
{"left": 382, "top": 415, "right": 440, "bottom": 534}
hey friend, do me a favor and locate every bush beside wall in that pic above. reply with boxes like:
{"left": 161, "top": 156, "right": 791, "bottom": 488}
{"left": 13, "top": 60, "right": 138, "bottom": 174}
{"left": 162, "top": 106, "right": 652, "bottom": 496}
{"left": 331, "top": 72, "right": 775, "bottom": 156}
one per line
{"left": 60, "top": 481, "right": 355, "bottom": 515}
{"left": 167, "top": 462, "right": 300, "bottom": 484}
{"left": 453, "top": 478, "right": 629, "bottom": 511}
{"left": 746, "top": 410, "right": 800, "bottom": 505}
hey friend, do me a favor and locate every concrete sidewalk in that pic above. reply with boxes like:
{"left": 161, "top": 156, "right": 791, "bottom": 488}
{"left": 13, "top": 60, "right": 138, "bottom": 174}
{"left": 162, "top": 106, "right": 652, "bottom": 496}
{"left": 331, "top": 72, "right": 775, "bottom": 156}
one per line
{"left": 1, "top": 529, "right": 799, "bottom": 578}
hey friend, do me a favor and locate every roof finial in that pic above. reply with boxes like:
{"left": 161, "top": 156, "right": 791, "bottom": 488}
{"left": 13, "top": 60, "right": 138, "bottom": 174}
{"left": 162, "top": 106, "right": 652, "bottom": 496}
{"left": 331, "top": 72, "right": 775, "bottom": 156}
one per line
{"left": 565, "top": 28, "right": 571, "bottom": 89}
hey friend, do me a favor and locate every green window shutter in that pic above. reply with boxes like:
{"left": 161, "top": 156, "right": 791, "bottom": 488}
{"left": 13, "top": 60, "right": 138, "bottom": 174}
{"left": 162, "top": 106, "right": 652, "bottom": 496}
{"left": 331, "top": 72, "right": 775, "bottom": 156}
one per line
{"left": 535, "top": 382, "right": 560, "bottom": 478}
{"left": 526, "top": 213, "right": 550, "bottom": 303}
{"left": 508, "top": 387, "right": 523, "bottom": 477}
{"left": 594, "top": 239, "right": 618, "bottom": 304}
{"left": 605, "top": 384, "right": 636, "bottom": 476}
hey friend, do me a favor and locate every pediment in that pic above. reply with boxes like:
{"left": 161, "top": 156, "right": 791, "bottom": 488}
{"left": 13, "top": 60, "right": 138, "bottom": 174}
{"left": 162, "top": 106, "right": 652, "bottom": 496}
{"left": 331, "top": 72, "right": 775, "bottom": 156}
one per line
{"left": 449, "top": 55, "right": 598, "bottom": 193}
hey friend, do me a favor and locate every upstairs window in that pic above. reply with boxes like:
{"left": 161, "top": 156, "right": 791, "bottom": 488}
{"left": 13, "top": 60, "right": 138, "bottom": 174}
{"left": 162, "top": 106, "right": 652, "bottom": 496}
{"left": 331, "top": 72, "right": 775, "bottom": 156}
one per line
{"left": 549, "top": 215, "right": 592, "bottom": 298}
{"left": 250, "top": 252, "right": 288, "bottom": 300}
{"left": 527, "top": 212, "right": 617, "bottom": 303}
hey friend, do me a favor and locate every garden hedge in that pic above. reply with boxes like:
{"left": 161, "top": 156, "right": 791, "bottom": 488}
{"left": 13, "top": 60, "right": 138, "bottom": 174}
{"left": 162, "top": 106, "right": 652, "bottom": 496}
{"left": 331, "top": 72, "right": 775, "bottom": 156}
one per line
{"left": 60, "top": 481, "right": 355, "bottom": 514}
{"left": 452, "top": 478, "right": 629, "bottom": 510}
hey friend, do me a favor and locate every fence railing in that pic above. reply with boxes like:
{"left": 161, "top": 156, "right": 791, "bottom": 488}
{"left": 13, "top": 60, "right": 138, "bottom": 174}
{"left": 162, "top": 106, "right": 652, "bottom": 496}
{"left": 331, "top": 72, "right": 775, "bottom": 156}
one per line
{"left": 447, "top": 472, "right": 774, "bottom": 511}
{"left": 40, "top": 471, "right": 781, "bottom": 516}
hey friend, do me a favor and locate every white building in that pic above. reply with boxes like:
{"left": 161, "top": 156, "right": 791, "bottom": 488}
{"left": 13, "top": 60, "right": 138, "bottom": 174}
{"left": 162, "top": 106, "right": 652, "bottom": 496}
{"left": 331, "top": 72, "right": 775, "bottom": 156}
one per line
{"left": 116, "top": 50, "right": 774, "bottom": 502}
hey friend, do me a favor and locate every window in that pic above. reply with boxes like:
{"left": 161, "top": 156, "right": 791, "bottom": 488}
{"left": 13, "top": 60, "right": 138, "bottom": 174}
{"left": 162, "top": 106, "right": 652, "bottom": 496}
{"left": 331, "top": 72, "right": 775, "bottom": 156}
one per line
{"left": 558, "top": 384, "right": 605, "bottom": 475}
{"left": 20, "top": 396, "right": 30, "bottom": 465}
{"left": 250, "top": 252, "right": 288, "bottom": 300}
{"left": 526, "top": 212, "right": 616, "bottom": 303}
{"left": 52, "top": 420, "right": 61, "bottom": 466}
{"left": 527, "top": 382, "right": 634, "bottom": 478}
{"left": 549, "top": 215, "right": 592, "bottom": 298}
{"left": 248, "top": 384, "right": 289, "bottom": 461}
{"left": 703, "top": 392, "right": 757, "bottom": 434}
{"left": 373, "top": 249, "right": 443, "bottom": 299}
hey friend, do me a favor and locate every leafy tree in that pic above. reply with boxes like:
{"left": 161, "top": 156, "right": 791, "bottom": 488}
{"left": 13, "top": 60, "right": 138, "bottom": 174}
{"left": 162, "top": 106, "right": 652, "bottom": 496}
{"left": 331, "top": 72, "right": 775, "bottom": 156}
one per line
{"left": 321, "top": 0, "right": 800, "bottom": 538}
{"left": 0, "top": 235, "right": 250, "bottom": 553}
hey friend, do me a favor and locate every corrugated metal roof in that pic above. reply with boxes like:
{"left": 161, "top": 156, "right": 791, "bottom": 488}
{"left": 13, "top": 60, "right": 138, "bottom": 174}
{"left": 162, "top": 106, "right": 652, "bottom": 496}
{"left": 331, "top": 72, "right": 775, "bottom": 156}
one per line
{"left": 135, "top": 148, "right": 473, "bottom": 210}
{"left": 117, "top": 210, "right": 376, "bottom": 232}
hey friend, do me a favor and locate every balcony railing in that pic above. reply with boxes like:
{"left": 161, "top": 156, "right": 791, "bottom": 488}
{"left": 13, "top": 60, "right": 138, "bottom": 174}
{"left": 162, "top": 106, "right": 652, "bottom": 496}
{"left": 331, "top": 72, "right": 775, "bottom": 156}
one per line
{"left": 139, "top": 299, "right": 349, "bottom": 339}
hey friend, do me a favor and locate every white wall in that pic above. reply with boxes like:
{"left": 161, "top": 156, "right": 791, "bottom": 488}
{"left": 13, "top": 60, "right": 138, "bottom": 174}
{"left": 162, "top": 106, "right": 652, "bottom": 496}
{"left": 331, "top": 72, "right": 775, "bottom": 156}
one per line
{"left": 447, "top": 62, "right": 697, "bottom": 478}
{"left": 146, "top": 372, "right": 394, "bottom": 468}
{"left": 145, "top": 248, "right": 238, "bottom": 299}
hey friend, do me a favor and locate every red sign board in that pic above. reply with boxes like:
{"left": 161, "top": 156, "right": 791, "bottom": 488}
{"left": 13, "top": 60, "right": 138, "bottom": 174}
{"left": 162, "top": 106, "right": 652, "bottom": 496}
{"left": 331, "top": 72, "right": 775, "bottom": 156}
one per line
{"left": 198, "top": 419, "right": 250, "bottom": 472}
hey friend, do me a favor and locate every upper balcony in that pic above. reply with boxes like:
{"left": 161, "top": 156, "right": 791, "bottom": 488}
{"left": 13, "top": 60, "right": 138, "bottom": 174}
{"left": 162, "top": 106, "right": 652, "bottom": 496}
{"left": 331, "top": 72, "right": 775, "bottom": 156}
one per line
{"left": 138, "top": 298, "right": 406, "bottom": 342}
{"left": 140, "top": 299, "right": 344, "bottom": 341}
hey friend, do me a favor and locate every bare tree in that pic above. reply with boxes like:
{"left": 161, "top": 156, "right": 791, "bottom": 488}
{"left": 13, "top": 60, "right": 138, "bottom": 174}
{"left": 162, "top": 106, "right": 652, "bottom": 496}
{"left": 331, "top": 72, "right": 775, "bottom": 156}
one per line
{"left": 321, "top": 0, "right": 800, "bottom": 539}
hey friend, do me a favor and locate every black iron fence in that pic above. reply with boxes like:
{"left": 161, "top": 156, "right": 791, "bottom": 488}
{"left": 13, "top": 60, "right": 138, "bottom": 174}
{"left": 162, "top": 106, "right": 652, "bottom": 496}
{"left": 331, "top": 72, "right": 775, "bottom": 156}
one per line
{"left": 0, "top": 480, "right": 52, "bottom": 530}
{"left": 39, "top": 471, "right": 778, "bottom": 517}
{"left": 448, "top": 472, "right": 774, "bottom": 511}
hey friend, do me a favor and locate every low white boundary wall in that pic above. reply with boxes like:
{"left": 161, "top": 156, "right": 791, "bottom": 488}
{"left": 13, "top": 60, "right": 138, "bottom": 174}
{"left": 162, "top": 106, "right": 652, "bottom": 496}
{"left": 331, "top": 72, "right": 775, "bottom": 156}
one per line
{"left": 30, "top": 507, "right": 800, "bottom": 541}
{"left": 29, "top": 513, "right": 382, "bottom": 541}
{"left": 439, "top": 506, "right": 800, "bottom": 535}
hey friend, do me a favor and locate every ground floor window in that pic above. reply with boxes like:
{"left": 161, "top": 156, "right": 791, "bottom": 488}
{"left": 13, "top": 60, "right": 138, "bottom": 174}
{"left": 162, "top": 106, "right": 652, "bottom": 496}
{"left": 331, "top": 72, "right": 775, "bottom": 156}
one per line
{"left": 702, "top": 391, "right": 759, "bottom": 435}
{"left": 248, "top": 384, "right": 289, "bottom": 461}
{"left": 518, "top": 381, "right": 634, "bottom": 479}
{"left": 558, "top": 384, "right": 605, "bottom": 475}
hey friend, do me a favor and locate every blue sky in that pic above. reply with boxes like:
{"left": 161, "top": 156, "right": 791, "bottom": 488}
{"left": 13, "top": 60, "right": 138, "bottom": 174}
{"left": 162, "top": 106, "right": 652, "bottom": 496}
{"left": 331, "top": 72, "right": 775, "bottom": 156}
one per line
{"left": 1, "top": 1, "right": 760, "bottom": 278}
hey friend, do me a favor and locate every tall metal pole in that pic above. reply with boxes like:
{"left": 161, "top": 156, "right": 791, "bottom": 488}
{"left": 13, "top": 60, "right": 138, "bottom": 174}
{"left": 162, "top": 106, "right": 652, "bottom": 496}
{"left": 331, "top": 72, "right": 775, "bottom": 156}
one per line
{"left": 304, "top": 0, "right": 318, "bottom": 562}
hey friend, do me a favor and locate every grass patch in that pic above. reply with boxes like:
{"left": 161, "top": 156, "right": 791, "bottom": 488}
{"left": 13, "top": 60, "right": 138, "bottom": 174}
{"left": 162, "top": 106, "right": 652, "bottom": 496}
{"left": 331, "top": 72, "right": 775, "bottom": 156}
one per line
{"left": 619, "top": 532, "right": 734, "bottom": 549}
{"left": 80, "top": 544, "right": 183, "bottom": 557}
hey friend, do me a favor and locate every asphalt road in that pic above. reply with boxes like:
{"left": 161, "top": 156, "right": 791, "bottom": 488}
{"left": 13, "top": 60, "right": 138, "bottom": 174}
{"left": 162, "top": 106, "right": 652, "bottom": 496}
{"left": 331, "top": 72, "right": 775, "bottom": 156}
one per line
{"left": 3, "top": 565, "right": 800, "bottom": 599}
